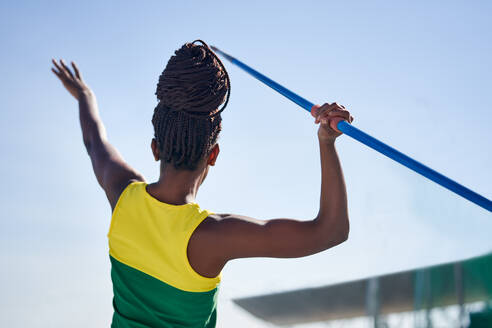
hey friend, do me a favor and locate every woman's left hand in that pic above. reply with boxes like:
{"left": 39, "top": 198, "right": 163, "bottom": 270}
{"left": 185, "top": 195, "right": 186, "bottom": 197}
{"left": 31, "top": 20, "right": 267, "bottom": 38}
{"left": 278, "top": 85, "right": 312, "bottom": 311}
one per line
{"left": 51, "top": 59, "right": 92, "bottom": 100}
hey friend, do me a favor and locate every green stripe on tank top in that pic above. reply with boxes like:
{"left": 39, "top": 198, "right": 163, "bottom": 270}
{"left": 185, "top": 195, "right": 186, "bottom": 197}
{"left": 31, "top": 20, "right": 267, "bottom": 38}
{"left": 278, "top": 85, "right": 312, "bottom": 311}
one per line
{"left": 110, "top": 256, "right": 219, "bottom": 328}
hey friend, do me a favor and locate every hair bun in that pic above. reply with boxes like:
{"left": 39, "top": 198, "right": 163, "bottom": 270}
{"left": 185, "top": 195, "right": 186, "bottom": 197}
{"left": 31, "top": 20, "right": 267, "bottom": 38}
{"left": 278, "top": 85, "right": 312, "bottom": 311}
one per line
{"left": 156, "top": 40, "right": 230, "bottom": 117}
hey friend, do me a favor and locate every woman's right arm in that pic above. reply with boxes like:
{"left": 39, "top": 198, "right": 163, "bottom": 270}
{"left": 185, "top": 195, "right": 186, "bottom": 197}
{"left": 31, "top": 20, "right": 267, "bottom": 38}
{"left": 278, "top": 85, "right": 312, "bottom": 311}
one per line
{"left": 188, "top": 103, "right": 353, "bottom": 275}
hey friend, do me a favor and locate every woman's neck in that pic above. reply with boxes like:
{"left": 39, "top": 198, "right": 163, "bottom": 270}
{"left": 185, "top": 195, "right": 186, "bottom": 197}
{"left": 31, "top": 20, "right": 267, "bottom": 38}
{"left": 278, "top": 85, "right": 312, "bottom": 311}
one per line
{"left": 146, "top": 164, "right": 205, "bottom": 205}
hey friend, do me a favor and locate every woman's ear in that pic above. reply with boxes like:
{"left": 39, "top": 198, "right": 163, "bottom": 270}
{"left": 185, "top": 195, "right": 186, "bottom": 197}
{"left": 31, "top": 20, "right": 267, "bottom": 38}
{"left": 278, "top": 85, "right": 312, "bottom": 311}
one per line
{"left": 207, "top": 144, "right": 220, "bottom": 166}
{"left": 151, "top": 138, "right": 160, "bottom": 161}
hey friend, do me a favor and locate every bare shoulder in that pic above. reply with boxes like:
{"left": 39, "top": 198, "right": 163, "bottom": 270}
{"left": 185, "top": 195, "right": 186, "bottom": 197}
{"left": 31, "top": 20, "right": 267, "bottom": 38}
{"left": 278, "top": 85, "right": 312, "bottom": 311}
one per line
{"left": 188, "top": 213, "right": 268, "bottom": 277}
{"left": 187, "top": 214, "right": 236, "bottom": 278}
{"left": 199, "top": 213, "right": 267, "bottom": 228}
{"left": 191, "top": 213, "right": 259, "bottom": 242}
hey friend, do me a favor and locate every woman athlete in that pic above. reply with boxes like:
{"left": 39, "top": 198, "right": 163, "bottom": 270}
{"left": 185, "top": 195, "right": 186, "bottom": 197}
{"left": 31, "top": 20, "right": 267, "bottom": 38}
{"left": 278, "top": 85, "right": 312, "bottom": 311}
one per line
{"left": 51, "top": 40, "right": 353, "bottom": 328}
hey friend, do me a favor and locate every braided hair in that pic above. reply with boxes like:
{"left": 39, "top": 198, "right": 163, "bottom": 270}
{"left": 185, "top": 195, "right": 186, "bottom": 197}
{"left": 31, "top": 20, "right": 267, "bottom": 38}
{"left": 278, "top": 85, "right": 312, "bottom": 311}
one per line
{"left": 152, "top": 40, "right": 230, "bottom": 170}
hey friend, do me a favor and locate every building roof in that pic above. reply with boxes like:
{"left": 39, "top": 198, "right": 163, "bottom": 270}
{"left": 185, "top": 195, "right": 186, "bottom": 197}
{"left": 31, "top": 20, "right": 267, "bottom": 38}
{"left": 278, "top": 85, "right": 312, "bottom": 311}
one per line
{"left": 233, "top": 252, "right": 492, "bottom": 325}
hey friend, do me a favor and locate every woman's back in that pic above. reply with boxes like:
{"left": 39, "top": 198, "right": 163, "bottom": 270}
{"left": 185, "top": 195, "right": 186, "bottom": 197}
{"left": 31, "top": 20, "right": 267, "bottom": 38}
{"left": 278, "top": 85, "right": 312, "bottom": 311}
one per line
{"left": 108, "top": 181, "right": 220, "bottom": 327}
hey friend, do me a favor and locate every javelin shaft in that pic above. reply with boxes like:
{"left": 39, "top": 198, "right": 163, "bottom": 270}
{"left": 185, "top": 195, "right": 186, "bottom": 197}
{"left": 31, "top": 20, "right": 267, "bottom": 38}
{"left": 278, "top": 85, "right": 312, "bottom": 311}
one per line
{"left": 212, "top": 46, "right": 492, "bottom": 212}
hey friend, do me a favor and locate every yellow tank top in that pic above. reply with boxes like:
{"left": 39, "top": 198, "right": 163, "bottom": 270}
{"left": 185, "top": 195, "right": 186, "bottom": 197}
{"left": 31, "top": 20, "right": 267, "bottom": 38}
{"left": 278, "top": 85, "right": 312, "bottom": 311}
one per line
{"left": 108, "top": 181, "right": 221, "bottom": 293}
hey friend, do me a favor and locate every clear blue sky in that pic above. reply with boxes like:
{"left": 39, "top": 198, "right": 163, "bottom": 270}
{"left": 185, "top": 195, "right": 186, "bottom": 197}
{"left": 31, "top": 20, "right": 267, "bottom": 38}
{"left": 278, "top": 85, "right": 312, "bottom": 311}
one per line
{"left": 1, "top": 1, "right": 491, "bottom": 327}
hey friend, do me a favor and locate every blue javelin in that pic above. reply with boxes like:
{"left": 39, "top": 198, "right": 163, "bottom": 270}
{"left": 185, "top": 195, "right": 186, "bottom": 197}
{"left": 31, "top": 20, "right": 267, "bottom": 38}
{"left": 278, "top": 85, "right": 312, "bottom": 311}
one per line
{"left": 211, "top": 46, "right": 491, "bottom": 213}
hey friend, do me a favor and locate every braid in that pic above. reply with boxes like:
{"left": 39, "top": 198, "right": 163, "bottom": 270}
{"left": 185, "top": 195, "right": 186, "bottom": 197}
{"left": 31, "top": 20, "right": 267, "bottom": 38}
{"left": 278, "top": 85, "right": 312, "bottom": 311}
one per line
{"left": 152, "top": 40, "right": 230, "bottom": 170}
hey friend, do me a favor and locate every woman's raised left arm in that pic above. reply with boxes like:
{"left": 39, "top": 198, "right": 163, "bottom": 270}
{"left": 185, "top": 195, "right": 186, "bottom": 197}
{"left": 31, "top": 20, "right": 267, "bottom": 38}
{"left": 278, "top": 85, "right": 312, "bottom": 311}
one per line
{"left": 52, "top": 59, "right": 144, "bottom": 210}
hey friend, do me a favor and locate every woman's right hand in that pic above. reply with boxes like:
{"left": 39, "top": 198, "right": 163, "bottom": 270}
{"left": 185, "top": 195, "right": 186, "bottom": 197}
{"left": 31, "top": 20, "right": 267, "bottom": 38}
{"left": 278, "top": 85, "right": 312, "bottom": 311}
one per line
{"left": 311, "top": 103, "right": 354, "bottom": 142}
